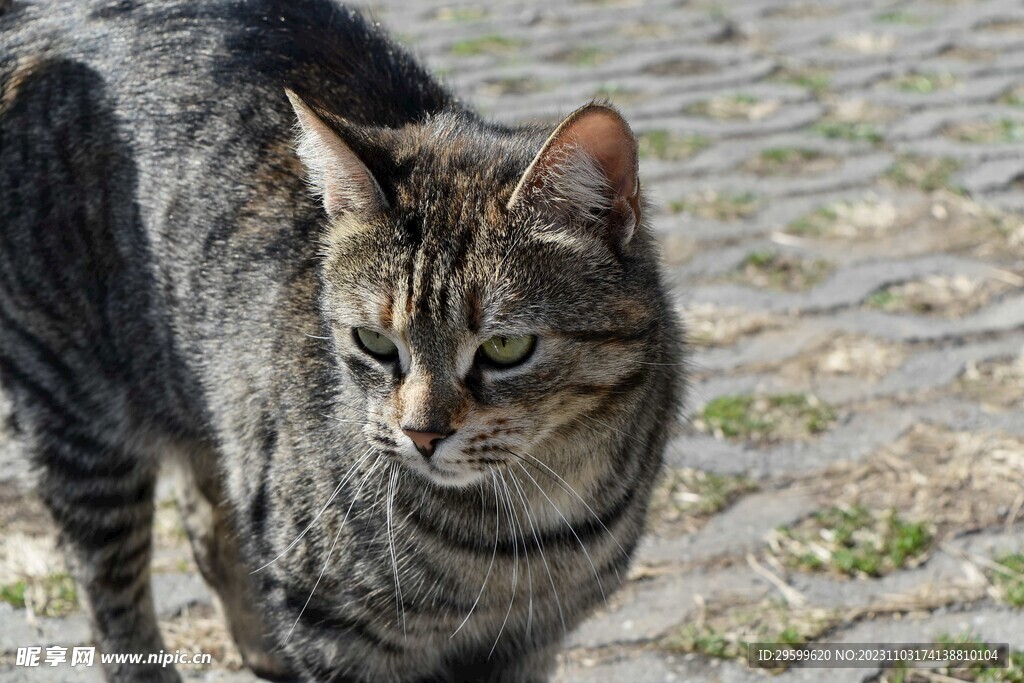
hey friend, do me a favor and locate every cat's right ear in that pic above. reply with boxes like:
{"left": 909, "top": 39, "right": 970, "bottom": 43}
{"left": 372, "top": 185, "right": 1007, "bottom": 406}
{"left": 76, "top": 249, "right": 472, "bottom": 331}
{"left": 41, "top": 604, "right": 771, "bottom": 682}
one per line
{"left": 285, "top": 89, "right": 388, "bottom": 219}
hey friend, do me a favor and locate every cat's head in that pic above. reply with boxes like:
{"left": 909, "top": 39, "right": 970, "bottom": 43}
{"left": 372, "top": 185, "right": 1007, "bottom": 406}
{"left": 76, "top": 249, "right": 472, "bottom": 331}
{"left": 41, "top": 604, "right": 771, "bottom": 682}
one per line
{"left": 287, "top": 90, "right": 672, "bottom": 488}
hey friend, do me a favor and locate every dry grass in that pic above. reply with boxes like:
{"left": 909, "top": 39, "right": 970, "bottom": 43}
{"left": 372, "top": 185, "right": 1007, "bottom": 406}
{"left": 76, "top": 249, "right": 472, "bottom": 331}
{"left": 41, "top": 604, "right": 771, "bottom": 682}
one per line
{"left": 648, "top": 468, "right": 758, "bottom": 535}
{"left": 662, "top": 597, "right": 841, "bottom": 665}
{"left": 889, "top": 71, "right": 958, "bottom": 93}
{"left": 959, "top": 354, "right": 1024, "bottom": 410}
{"left": 0, "top": 482, "right": 72, "bottom": 617}
{"left": 785, "top": 192, "right": 1021, "bottom": 256}
{"left": 884, "top": 155, "right": 962, "bottom": 193}
{"left": 657, "top": 233, "right": 697, "bottom": 266}
{"left": 939, "top": 44, "right": 997, "bottom": 61}
{"left": 867, "top": 275, "right": 1017, "bottom": 318}
{"left": 685, "top": 94, "right": 780, "bottom": 121}
{"left": 775, "top": 335, "right": 907, "bottom": 381}
{"left": 813, "top": 424, "right": 1024, "bottom": 535}
{"left": 740, "top": 147, "right": 841, "bottom": 176}
{"left": 637, "top": 130, "right": 710, "bottom": 161}
{"left": 683, "top": 303, "right": 791, "bottom": 347}
{"left": 945, "top": 119, "right": 1024, "bottom": 144}
{"left": 833, "top": 32, "right": 897, "bottom": 54}
{"left": 732, "top": 251, "right": 833, "bottom": 292}
{"left": 789, "top": 196, "right": 900, "bottom": 238}
{"left": 669, "top": 190, "right": 760, "bottom": 220}
{"left": 827, "top": 98, "right": 901, "bottom": 124}
{"left": 162, "top": 603, "right": 244, "bottom": 671}
{"left": 766, "top": 4, "right": 840, "bottom": 18}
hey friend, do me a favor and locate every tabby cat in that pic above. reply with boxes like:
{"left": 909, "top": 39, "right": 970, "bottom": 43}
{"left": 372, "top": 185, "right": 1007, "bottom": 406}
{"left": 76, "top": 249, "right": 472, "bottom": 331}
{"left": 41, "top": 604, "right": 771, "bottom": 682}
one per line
{"left": 0, "top": 0, "right": 683, "bottom": 681}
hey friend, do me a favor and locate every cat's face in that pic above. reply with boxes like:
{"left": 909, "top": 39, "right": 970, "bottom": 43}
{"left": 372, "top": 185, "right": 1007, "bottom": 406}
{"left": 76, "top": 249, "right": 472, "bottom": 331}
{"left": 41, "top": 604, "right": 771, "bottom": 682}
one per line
{"left": 289, "top": 93, "right": 660, "bottom": 487}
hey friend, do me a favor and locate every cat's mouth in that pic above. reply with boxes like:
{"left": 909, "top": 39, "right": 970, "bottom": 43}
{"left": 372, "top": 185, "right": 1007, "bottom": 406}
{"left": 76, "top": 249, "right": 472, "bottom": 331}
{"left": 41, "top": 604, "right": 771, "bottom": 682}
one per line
{"left": 406, "top": 454, "right": 491, "bottom": 488}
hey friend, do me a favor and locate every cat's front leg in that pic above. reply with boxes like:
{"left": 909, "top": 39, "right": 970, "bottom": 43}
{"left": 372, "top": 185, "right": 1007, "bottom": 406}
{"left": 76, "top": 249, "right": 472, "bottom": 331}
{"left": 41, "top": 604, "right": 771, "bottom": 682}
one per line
{"left": 174, "top": 444, "right": 297, "bottom": 681}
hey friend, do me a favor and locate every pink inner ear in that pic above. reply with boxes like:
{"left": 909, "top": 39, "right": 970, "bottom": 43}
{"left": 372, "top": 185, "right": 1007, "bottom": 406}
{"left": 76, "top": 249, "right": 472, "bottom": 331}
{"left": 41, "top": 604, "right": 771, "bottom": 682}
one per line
{"left": 507, "top": 103, "right": 642, "bottom": 235}
{"left": 564, "top": 110, "right": 638, "bottom": 200}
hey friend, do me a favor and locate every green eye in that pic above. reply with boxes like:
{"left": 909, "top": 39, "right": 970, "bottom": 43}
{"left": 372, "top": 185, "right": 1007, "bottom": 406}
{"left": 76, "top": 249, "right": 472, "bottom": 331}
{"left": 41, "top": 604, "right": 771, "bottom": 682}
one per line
{"left": 479, "top": 335, "right": 536, "bottom": 367}
{"left": 354, "top": 328, "right": 399, "bottom": 359}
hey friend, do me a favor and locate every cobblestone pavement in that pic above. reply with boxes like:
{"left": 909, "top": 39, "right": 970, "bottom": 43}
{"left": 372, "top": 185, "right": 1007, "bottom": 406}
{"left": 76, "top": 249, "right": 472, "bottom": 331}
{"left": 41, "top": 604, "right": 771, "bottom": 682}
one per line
{"left": 3, "top": 0, "right": 1024, "bottom": 681}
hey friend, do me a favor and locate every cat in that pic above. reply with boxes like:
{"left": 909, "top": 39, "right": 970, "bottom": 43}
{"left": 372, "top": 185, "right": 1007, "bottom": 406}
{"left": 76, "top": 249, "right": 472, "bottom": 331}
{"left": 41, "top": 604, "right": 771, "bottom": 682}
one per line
{"left": 0, "top": 0, "right": 684, "bottom": 681}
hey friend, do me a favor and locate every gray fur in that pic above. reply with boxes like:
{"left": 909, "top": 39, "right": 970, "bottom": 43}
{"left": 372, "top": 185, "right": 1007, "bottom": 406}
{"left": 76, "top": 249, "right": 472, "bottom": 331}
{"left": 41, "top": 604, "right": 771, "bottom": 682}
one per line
{"left": 0, "top": 1, "right": 684, "bottom": 681}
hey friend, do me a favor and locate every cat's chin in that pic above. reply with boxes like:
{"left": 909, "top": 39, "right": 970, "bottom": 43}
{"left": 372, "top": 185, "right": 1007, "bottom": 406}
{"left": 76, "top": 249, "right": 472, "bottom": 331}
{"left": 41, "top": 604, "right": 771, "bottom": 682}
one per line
{"left": 405, "top": 460, "right": 489, "bottom": 489}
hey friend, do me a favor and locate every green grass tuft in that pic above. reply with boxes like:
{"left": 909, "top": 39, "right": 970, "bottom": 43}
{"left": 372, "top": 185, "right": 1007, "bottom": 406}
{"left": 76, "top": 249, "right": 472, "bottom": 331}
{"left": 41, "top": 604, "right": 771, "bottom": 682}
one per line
{"left": 884, "top": 155, "right": 961, "bottom": 192}
{"left": 0, "top": 580, "right": 27, "bottom": 609}
{"left": 669, "top": 191, "right": 759, "bottom": 220}
{"left": 637, "top": 130, "right": 710, "bottom": 161}
{"left": 892, "top": 72, "right": 957, "bottom": 93}
{"left": 991, "top": 553, "right": 1024, "bottom": 608}
{"left": 814, "top": 121, "right": 884, "bottom": 144}
{"left": 450, "top": 35, "right": 525, "bottom": 57}
{"left": 774, "top": 506, "right": 932, "bottom": 578}
{"left": 700, "top": 393, "right": 835, "bottom": 442}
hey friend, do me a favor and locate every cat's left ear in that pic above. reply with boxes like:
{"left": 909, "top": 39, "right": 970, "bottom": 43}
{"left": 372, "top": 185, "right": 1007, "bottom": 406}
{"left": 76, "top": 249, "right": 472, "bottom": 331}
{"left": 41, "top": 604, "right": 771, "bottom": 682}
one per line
{"left": 285, "top": 89, "right": 388, "bottom": 219}
{"left": 507, "top": 103, "right": 642, "bottom": 246}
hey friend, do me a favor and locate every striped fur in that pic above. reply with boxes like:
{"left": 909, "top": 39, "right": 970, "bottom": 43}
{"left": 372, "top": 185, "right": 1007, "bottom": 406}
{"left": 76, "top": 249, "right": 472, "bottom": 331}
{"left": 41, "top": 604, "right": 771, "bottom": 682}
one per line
{"left": 0, "top": 2, "right": 684, "bottom": 682}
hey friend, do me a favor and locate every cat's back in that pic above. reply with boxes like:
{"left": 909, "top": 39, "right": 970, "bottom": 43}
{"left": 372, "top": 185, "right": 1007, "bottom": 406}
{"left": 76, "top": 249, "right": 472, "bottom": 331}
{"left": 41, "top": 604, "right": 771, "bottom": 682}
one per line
{"left": 1, "top": 0, "right": 454, "bottom": 128}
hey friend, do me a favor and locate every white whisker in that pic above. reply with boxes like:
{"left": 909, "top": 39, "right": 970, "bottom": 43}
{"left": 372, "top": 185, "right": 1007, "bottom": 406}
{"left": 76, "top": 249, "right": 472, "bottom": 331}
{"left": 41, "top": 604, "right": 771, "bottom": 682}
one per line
{"left": 488, "top": 470, "right": 519, "bottom": 659}
{"left": 253, "top": 447, "right": 374, "bottom": 574}
{"left": 512, "top": 459, "right": 607, "bottom": 605}
{"left": 286, "top": 453, "right": 384, "bottom": 643}
{"left": 386, "top": 462, "right": 406, "bottom": 638}
{"left": 508, "top": 469, "right": 564, "bottom": 636}
{"left": 451, "top": 469, "right": 501, "bottom": 638}
{"left": 516, "top": 449, "right": 627, "bottom": 565}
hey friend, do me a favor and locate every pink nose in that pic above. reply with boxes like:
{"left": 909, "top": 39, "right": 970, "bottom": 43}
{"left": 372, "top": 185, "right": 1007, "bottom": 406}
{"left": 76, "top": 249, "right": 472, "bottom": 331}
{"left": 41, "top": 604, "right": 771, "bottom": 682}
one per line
{"left": 402, "top": 429, "right": 449, "bottom": 455}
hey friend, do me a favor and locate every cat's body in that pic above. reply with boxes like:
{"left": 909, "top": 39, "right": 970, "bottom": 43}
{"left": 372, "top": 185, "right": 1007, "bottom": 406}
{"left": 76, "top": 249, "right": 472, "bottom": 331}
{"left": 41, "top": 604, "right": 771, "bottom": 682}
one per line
{"left": 0, "top": 1, "right": 683, "bottom": 681}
